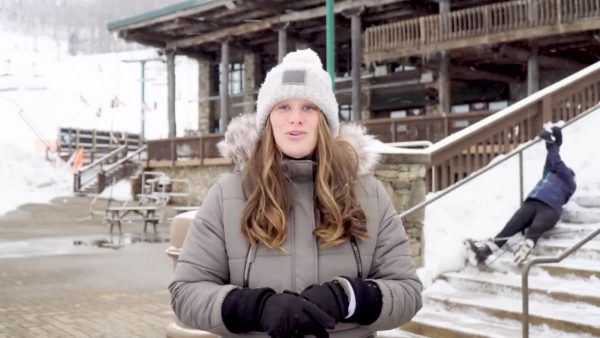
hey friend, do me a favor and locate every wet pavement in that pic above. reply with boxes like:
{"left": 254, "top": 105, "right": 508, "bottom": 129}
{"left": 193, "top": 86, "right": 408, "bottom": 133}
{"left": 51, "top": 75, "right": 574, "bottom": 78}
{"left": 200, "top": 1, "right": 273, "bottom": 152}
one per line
{"left": 0, "top": 196, "right": 177, "bottom": 337}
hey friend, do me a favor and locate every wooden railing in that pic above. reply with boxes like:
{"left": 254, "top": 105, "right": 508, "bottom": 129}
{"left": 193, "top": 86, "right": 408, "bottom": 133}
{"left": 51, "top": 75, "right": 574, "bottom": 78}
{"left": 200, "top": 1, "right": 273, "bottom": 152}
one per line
{"left": 362, "top": 111, "right": 493, "bottom": 144}
{"left": 144, "top": 112, "right": 491, "bottom": 167}
{"left": 74, "top": 145, "right": 128, "bottom": 193}
{"left": 365, "top": 0, "right": 600, "bottom": 62}
{"left": 58, "top": 127, "right": 141, "bottom": 165}
{"left": 428, "top": 61, "right": 600, "bottom": 192}
{"left": 146, "top": 134, "right": 224, "bottom": 167}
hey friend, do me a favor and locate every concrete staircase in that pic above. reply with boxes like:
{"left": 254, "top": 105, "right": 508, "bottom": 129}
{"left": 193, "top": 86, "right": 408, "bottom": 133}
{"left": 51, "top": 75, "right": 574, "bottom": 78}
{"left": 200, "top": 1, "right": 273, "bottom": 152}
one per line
{"left": 402, "top": 191, "right": 600, "bottom": 338}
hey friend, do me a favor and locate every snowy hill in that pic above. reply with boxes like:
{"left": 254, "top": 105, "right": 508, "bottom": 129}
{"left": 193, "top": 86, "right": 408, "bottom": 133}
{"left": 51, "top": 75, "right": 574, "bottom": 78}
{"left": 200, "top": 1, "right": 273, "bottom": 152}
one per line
{"left": 0, "top": 143, "right": 72, "bottom": 216}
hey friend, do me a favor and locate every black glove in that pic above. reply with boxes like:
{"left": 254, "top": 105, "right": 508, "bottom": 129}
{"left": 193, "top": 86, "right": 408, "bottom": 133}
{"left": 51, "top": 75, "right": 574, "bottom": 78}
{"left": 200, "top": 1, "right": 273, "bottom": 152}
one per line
{"left": 300, "top": 281, "right": 349, "bottom": 322}
{"left": 302, "top": 278, "right": 383, "bottom": 326}
{"left": 551, "top": 126, "right": 562, "bottom": 147}
{"left": 538, "top": 129, "right": 554, "bottom": 143}
{"left": 222, "top": 288, "right": 335, "bottom": 338}
{"left": 260, "top": 291, "right": 335, "bottom": 338}
{"left": 339, "top": 277, "right": 383, "bottom": 326}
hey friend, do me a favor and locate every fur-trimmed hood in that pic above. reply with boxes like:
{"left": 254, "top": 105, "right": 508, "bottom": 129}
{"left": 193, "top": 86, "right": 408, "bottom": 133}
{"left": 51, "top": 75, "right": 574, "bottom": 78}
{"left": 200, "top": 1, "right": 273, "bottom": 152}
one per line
{"left": 217, "top": 113, "right": 380, "bottom": 175}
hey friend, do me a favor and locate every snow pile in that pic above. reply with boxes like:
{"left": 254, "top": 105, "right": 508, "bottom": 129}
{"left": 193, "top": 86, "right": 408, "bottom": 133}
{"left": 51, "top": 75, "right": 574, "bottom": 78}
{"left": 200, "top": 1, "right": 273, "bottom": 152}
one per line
{"left": 0, "top": 143, "right": 72, "bottom": 216}
{"left": 98, "top": 179, "right": 133, "bottom": 201}
{"left": 420, "top": 107, "right": 600, "bottom": 283}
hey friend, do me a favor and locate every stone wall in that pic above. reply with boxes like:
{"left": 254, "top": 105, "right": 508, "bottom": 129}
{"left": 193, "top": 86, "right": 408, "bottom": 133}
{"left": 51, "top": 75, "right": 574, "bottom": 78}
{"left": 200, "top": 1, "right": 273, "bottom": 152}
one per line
{"left": 157, "top": 163, "right": 235, "bottom": 205}
{"left": 374, "top": 153, "right": 428, "bottom": 266}
{"left": 152, "top": 152, "right": 428, "bottom": 266}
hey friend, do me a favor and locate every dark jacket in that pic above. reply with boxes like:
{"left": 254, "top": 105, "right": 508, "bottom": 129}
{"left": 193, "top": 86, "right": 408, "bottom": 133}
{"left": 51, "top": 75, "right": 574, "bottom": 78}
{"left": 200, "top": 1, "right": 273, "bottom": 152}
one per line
{"left": 527, "top": 143, "right": 576, "bottom": 213}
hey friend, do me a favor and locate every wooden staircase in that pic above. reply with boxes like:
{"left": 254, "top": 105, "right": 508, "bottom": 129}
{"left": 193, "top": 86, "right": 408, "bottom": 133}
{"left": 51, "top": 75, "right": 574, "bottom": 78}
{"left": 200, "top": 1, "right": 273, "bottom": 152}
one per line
{"left": 402, "top": 192, "right": 600, "bottom": 337}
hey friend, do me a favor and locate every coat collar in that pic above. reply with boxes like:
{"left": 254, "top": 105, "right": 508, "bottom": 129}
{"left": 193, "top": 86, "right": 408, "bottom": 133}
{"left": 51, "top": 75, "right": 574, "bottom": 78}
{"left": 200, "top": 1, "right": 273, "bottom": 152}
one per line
{"left": 217, "top": 113, "right": 380, "bottom": 175}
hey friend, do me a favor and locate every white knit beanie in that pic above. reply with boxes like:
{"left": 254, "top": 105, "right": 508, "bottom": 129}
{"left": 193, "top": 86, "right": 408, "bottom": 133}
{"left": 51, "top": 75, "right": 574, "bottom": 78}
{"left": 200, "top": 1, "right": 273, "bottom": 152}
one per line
{"left": 255, "top": 48, "right": 340, "bottom": 136}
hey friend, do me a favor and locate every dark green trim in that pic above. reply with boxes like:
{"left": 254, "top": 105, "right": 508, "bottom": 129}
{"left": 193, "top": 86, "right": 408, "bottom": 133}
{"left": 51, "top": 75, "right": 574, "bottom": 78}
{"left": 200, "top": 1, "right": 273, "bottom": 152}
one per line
{"left": 107, "top": 0, "right": 212, "bottom": 31}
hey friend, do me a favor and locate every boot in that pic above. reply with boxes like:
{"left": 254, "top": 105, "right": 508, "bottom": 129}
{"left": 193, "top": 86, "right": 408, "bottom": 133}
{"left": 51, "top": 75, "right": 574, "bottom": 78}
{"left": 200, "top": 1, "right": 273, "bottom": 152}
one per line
{"left": 465, "top": 239, "right": 498, "bottom": 266}
{"left": 513, "top": 239, "right": 535, "bottom": 265}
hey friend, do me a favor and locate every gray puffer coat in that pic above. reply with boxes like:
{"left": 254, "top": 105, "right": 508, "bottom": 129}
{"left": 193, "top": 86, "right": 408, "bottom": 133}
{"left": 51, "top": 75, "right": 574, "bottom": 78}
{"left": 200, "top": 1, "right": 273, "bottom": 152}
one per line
{"left": 169, "top": 114, "right": 422, "bottom": 337}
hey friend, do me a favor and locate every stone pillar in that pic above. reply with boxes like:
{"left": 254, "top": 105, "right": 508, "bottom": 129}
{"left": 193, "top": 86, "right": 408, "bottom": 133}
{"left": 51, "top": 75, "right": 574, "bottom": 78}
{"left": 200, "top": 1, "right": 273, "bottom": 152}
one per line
{"left": 374, "top": 152, "right": 430, "bottom": 267}
{"left": 219, "top": 39, "right": 230, "bottom": 133}
{"left": 527, "top": 45, "right": 540, "bottom": 95}
{"left": 197, "top": 59, "right": 213, "bottom": 135}
{"left": 167, "top": 50, "right": 177, "bottom": 138}
{"left": 243, "top": 53, "right": 258, "bottom": 114}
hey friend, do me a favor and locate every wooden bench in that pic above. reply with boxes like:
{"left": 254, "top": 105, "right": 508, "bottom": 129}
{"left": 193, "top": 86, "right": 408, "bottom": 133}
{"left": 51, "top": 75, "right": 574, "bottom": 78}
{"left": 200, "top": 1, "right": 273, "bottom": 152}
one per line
{"left": 105, "top": 205, "right": 161, "bottom": 234}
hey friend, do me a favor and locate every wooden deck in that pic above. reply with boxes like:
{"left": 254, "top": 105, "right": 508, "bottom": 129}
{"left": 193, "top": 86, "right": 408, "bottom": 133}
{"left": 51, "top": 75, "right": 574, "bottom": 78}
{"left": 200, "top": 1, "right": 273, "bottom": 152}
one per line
{"left": 365, "top": 0, "right": 600, "bottom": 62}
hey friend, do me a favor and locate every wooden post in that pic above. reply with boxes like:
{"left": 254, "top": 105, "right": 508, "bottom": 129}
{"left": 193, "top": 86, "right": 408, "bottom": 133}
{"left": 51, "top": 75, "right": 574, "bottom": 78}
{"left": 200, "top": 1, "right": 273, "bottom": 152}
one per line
{"left": 276, "top": 22, "right": 289, "bottom": 63}
{"left": 171, "top": 139, "right": 176, "bottom": 166}
{"left": 348, "top": 8, "right": 364, "bottom": 121}
{"left": 527, "top": 45, "right": 540, "bottom": 95}
{"left": 557, "top": 0, "right": 562, "bottom": 23}
{"left": 219, "top": 38, "right": 230, "bottom": 133}
{"left": 542, "top": 96, "right": 553, "bottom": 124}
{"left": 167, "top": 50, "right": 177, "bottom": 138}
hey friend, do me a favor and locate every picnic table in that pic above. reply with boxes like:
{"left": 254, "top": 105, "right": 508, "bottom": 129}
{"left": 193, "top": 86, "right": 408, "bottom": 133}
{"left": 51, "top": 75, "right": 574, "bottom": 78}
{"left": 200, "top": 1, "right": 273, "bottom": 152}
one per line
{"left": 106, "top": 205, "right": 161, "bottom": 234}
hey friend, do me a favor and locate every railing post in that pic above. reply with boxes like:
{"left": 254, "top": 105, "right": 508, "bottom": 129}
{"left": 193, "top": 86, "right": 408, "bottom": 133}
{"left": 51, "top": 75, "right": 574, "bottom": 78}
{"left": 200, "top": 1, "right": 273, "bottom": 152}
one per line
{"left": 542, "top": 96, "right": 553, "bottom": 124}
{"left": 484, "top": 6, "right": 490, "bottom": 34}
{"left": 73, "top": 171, "right": 80, "bottom": 193}
{"left": 97, "top": 171, "right": 106, "bottom": 194}
{"left": 557, "top": 0, "right": 562, "bottom": 23}
{"left": 419, "top": 17, "right": 426, "bottom": 45}
{"left": 519, "top": 151, "right": 524, "bottom": 205}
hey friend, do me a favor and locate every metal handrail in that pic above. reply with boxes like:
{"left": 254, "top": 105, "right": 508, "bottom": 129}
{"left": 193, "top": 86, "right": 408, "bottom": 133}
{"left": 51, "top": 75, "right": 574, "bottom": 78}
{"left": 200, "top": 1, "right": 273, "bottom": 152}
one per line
{"left": 521, "top": 227, "right": 600, "bottom": 338}
{"left": 79, "top": 144, "right": 127, "bottom": 173}
{"left": 399, "top": 103, "right": 599, "bottom": 219}
{"left": 103, "top": 145, "right": 147, "bottom": 174}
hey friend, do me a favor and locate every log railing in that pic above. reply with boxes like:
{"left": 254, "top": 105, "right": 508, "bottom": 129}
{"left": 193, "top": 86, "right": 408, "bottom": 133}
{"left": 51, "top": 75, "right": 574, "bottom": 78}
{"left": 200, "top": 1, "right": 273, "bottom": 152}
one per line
{"left": 365, "top": 0, "right": 600, "bottom": 62}
{"left": 428, "top": 61, "right": 600, "bottom": 192}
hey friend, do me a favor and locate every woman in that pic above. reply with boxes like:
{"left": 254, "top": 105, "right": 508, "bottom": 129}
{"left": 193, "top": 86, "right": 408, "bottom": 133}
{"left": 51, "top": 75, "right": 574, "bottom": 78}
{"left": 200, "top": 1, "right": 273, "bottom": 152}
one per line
{"left": 169, "top": 49, "right": 422, "bottom": 338}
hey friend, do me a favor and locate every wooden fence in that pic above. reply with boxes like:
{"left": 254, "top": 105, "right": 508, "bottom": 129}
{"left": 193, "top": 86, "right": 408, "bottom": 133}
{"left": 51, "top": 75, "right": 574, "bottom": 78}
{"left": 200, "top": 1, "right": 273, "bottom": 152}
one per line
{"left": 363, "top": 111, "right": 493, "bottom": 143}
{"left": 428, "top": 61, "right": 600, "bottom": 191}
{"left": 145, "top": 134, "right": 225, "bottom": 167}
{"left": 144, "top": 112, "right": 491, "bottom": 166}
{"left": 365, "top": 0, "right": 600, "bottom": 61}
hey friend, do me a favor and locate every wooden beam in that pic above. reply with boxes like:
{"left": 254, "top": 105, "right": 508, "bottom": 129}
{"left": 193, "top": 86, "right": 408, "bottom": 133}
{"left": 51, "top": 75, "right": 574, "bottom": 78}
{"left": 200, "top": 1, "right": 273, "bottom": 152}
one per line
{"left": 116, "top": 0, "right": 237, "bottom": 31}
{"left": 168, "top": 0, "right": 407, "bottom": 49}
{"left": 121, "top": 31, "right": 166, "bottom": 48}
{"left": 151, "top": 17, "right": 200, "bottom": 32}
{"left": 499, "top": 45, "right": 583, "bottom": 69}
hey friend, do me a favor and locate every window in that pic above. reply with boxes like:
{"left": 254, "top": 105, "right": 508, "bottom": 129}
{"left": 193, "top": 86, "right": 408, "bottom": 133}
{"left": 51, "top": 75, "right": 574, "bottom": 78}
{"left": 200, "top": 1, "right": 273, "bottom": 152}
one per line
{"left": 228, "top": 63, "right": 244, "bottom": 95}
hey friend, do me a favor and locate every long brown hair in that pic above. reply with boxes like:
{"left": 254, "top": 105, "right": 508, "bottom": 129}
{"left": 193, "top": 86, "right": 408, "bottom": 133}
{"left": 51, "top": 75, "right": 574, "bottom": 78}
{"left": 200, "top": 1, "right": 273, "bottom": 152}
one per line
{"left": 240, "top": 114, "right": 368, "bottom": 251}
